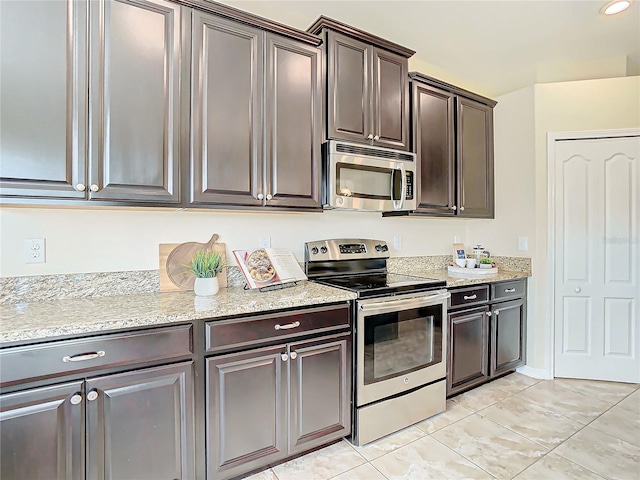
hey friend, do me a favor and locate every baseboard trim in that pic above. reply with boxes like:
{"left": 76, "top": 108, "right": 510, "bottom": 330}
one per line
{"left": 516, "top": 365, "right": 553, "bottom": 380}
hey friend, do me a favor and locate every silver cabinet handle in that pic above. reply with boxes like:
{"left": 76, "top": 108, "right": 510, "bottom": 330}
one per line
{"left": 70, "top": 394, "right": 83, "bottom": 405}
{"left": 505, "top": 288, "right": 516, "bottom": 293}
{"left": 451, "top": 205, "right": 457, "bottom": 211}
{"left": 266, "top": 194, "right": 273, "bottom": 200}
{"left": 463, "top": 294, "right": 477, "bottom": 300}
{"left": 290, "top": 351, "right": 298, "bottom": 360}
{"left": 257, "top": 193, "right": 264, "bottom": 200}
{"left": 281, "top": 353, "right": 288, "bottom": 362}
{"left": 274, "top": 321, "right": 300, "bottom": 330}
{"left": 76, "top": 183, "right": 86, "bottom": 192}
{"left": 495, "top": 310, "right": 500, "bottom": 315}
{"left": 373, "top": 135, "right": 380, "bottom": 141}
{"left": 367, "top": 134, "right": 374, "bottom": 140}
{"left": 63, "top": 351, "right": 105, "bottom": 363}
{"left": 87, "top": 390, "right": 99, "bottom": 401}
{"left": 89, "top": 184, "right": 99, "bottom": 192}
{"left": 486, "top": 311, "right": 492, "bottom": 317}
{"left": 459, "top": 206, "right": 465, "bottom": 211}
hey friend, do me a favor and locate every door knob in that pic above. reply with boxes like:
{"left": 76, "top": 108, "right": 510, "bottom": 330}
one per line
{"left": 575, "top": 287, "right": 582, "bottom": 293}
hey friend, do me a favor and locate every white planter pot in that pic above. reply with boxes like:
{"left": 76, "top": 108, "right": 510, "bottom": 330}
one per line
{"left": 194, "top": 277, "right": 219, "bottom": 297}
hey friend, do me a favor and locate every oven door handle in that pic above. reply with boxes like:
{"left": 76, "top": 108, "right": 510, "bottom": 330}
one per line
{"left": 359, "top": 291, "right": 450, "bottom": 313}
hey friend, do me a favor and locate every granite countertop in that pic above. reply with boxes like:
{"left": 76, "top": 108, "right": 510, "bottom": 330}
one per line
{"left": 0, "top": 282, "right": 356, "bottom": 346}
{"left": 0, "top": 265, "right": 530, "bottom": 346}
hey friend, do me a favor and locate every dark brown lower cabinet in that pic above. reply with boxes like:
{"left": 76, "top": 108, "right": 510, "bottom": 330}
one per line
{"left": 0, "top": 381, "right": 84, "bottom": 480}
{"left": 447, "top": 280, "right": 527, "bottom": 397}
{"left": 491, "top": 299, "right": 526, "bottom": 377}
{"left": 447, "top": 306, "right": 490, "bottom": 395}
{"left": 86, "top": 362, "right": 195, "bottom": 480}
{"left": 0, "top": 362, "right": 195, "bottom": 480}
{"left": 207, "top": 333, "right": 351, "bottom": 480}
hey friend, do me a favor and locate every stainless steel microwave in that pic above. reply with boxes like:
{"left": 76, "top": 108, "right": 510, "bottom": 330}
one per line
{"left": 324, "top": 140, "right": 416, "bottom": 212}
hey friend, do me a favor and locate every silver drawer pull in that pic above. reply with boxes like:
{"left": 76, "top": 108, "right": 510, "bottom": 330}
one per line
{"left": 274, "top": 321, "right": 300, "bottom": 330}
{"left": 504, "top": 288, "right": 516, "bottom": 293}
{"left": 463, "top": 294, "right": 477, "bottom": 300}
{"left": 62, "top": 351, "right": 105, "bottom": 363}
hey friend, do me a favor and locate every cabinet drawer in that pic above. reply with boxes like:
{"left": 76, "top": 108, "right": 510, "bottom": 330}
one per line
{"left": 0, "top": 325, "right": 193, "bottom": 387}
{"left": 492, "top": 280, "right": 526, "bottom": 301}
{"left": 449, "top": 285, "right": 489, "bottom": 309}
{"left": 206, "top": 303, "right": 350, "bottom": 354}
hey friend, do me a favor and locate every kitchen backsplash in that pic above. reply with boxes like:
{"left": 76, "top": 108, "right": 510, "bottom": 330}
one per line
{"left": 0, "top": 256, "right": 531, "bottom": 305}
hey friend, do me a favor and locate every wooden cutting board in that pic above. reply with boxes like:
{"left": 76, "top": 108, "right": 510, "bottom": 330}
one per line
{"left": 159, "top": 242, "right": 227, "bottom": 292}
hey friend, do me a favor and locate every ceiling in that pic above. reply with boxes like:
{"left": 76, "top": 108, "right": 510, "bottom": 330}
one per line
{"left": 221, "top": 0, "right": 640, "bottom": 98}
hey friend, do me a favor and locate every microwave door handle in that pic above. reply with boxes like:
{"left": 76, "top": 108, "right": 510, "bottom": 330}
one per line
{"left": 391, "top": 163, "right": 407, "bottom": 210}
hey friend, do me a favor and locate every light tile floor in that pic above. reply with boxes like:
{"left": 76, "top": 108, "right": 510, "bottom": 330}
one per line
{"left": 245, "top": 374, "right": 640, "bottom": 480}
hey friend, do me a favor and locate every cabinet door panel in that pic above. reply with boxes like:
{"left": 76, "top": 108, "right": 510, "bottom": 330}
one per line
{"left": 86, "top": 362, "right": 194, "bottom": 480}
{"left": 373, "top": 48, "right": 409, "bottom": 150}
{"left": 207, "top": 346, "right": 287, "bottom": 479}
{"left": 0, "top": 0, "right": 87, "bottom": 198}
{"left": 89, "top": 0, "right": 181, "bottom": 202}
{"left": 413, "top": 82, "right": 455, "bottom": 214}
{"left": 191, "top": 13, "right": 263, "bottom": 206}
{"left": 457, "top": 97, "right": 494, "bottom": 217}
{"left": 327, "top": 31, "right": 371, "bottom": 143}
{"left": 491, "top": 299, "right": 526, "bottom": 377}
{"left": 447, "top": 307, "right": 490, "bottom": 396}
{"left": 265, "top": 34, "right": 322, "bottom": 208}
{"left": 289, "top": 333, "right": 351, "bottom": 454}
{"left": 0, "top": 381, "right": 83, "bottom": 480}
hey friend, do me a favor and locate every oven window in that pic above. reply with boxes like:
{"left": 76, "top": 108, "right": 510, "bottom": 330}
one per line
{"left": 337, "top": 163, "right": 391, "bottom": 200}
{"left": 363, "top": 305, "right": 442, "bottom": 385}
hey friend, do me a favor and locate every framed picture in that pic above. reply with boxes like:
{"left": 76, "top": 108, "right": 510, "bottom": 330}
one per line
{"left": 453, "top": 243, "right": 466, "bottom": 260}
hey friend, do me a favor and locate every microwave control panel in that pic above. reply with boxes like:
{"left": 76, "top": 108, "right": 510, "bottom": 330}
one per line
{"left": 406, "top": 172, "right": 414, "bottom": 199}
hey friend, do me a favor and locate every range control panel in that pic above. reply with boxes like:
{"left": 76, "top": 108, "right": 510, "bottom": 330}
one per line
{"left": 305, "top": 239, "right": 390, "bottom": 262}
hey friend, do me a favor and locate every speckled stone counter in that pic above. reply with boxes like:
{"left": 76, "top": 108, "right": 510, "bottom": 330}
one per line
{"left": 412, "top": 268, "right": 530, "bottom": 288}
{"left": 0, "top": 282, "right": 356, "bottom": 346}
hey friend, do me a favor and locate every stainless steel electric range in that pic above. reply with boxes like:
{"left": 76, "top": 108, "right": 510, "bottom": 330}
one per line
{"left": 304, "top": 239, "right": 450, "bottom": 446}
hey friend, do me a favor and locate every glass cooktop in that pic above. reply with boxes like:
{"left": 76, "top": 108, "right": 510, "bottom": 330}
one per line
{"left": 315, "top": 272, "right": 446, "bottom": 298}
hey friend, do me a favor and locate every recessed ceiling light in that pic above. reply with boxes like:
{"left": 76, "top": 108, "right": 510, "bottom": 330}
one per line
{"left": 600, "top": 0, "right": 631, "bottom": 15}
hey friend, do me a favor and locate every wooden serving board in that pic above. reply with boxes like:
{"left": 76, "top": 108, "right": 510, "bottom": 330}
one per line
{"left": 159, "top": 242, "right": 227, "bottom": 292}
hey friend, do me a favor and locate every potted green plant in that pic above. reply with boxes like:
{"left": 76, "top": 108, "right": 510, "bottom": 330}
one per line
{"left": 479, "top": 257, "right": 493, "bottom": 269}
{"left": 190, "top": 249, "right": 224, "bottom": 296}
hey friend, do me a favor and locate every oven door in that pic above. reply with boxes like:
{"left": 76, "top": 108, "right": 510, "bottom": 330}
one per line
{"left": 356, "top": 290, "right": 449, "bottom": 407}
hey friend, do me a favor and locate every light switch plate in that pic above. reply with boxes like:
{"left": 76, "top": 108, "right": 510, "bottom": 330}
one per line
{"left": 393, "top": 235, "right": 402, "bottom": 250}
{"left": 518, "top": 236, "right": 528, "bottom": 251}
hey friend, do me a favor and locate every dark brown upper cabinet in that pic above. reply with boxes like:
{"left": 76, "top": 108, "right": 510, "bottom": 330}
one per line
{"left": 387, "top": 72, "right": 496, "bottom": 218}
{"left": 190, "top": 12, "right": 322, "bottom": 209}
{"left": 308, "top": 17, "right": 413, "bottom": 151}
{"left": 0, "top": 0, "right": 183, "bottom": 203}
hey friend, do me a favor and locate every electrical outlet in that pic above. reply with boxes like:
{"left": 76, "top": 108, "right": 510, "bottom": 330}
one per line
{"left": 25, "top": 238, "right": 46, "bottom": 263}
{"left": 259, "top": 236, "right": 271, "bottom": 248}
{"left": 453, "top": 235, "right": 461, "bottom": 243}
{"left": 518, "top": 236, "right": 528, "bottom": 251}
{"left": 393, "top": 235, "right": 402, "bottom": 250}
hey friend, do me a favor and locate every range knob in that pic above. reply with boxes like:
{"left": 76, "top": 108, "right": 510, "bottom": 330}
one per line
{"left": 311, "top": 247, "right": 319, "bottom": 255}
{"left": 320, "top": 246, "right": 328, "bottom": 254}
{"left": 375, "top": 244, "right": 382, "bottom": 252}
{"left": 381, "top": 244, "right": 389, "bottom": 252}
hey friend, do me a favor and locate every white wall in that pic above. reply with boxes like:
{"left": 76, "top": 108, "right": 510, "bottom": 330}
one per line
{"left": 529, "top": 76, "right": 640, "bottom": 372}
{"left": 0, "top": 206, "right": 471, "bottom": 277}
